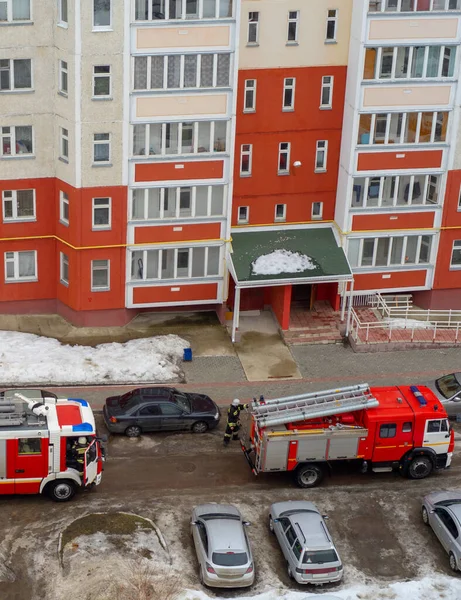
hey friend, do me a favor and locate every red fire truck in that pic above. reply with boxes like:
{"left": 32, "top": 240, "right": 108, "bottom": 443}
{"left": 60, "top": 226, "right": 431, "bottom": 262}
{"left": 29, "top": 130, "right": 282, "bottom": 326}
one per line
{"left": 240, "top": 384, "right": 454, "bottom": 488}
{"left": 0, "top": 392, "right": 103, "bottom": 501}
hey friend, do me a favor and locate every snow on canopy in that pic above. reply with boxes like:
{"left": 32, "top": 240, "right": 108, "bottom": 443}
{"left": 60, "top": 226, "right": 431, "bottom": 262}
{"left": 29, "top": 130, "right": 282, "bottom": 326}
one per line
{"left": 251, "top": 249, "right": 316, "bottom": 276}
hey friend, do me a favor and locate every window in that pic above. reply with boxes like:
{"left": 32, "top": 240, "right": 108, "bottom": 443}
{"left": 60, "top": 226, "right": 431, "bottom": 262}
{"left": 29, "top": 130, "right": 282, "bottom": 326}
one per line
{"left": 320, "top": 76, "right": 333, "bottom": 108}
{"left": 451, "top": 240, "right": 461, "bottom": 269}
{"left": 130, "top": 246, "right": 221, "bottom": 280}
{"left": 4, "top": 250, "right": 36, "bottom": 281}
{"left": 18, "top": 438, "right": 41, "bottom": 455}
{"left": 93, "top": 0, "right": 111, "bottom": 28}
{"left": 402, "top": 421, "right": 412, "bottom": 433}
{"left": 285, "top": 526, "right": 297, "bottom": 547}
{"left": 364, "top": 45, "right": 457, "bottom": 80}
{"left": 131, "top": 185, "right": 225, "bottom": 220}
{"left": 92, "top": 197, "right": 111, "bottom": 229}
{"left": 238, "top": 206, "right": 249, "bottom": 224}
{"left": 93, "top": 65, "right": 111, "bottom": 97}
{"left": 1, "top": 125, "right": 33, "bottom": 156}
{"left": 351, "top": 174, "right": 441, "bottom": 208}
{"left": 275, "top": 204, "right": 286, "bottom": 222}
{"left": 312, "top": 202, "right": 323, "bottom": 219}
{"left": 134, "top": 0, "right": 233, "bottom": 20}
{"left": 315, "top": 140, "right": 328, "bottom": 171}
{"left": 357, "top": 111, "right": 449, "bottom": 145}
{"left": 0, "top": 0, "right": 31, "bottom": 22}
{"left": 278, "top": 142, "right": 290, "bottom": 174}
{"left": 287, "top": 10, "right": 299, "bottom": 42}
{"left": 60, "top": 252, "right": 69, "bottom": 285}
{"left": 347, "top": 235, "right": 433, "bottom": 268}
{"left": 91, "top": 259, "right": 110, "bottom": 290}
{"left": 60, "top": 127, "right": 69, "bottom": 161}
{"left": 0, "top": 59, "right": 32, "bottom": 91}
{"left": 368, "top": 0, "right": 461, "bottom": 12}
{"left": 282, "top": 78, "right": 295, "bottom": 111}
{"left": 59, "top": 191, "right": 69, "bottom": 224}
{"left": 326, "top": 9, "right": 337, "bottom": 41}
{"left": 59, "top": 60, "right": 68, "bottom": 94}
{"left": 93, "top": 133, "right": 110, "bottom": 163}
{"left": 248, "top": 11, "right": 259, "bottom": 44}
{"left": 2, "top": 189, "right": 35, "bottom": 221}
{"left": 244, "top": 79, "right": 256, "bottom": 112}
{"left": 380, "top": 423, "right": 397, "bottom": 438}
{"left": 58, "top": 0, "right": 68, "bottom": 25}
{"left": 240, "top": 144, "right": 252, "bottom": 176}
{"left": 133, "top": 121, "right": 227, "bottom": 156}
{"left": 427, "top": 419, "right": 441, "bottom": 433}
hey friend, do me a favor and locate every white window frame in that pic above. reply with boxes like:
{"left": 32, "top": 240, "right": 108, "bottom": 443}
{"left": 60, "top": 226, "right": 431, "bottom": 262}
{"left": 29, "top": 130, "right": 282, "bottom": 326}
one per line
{"left": 2, "top": 189, "right": 35, "bottom": 222}
{"left": 369, "top": 0, "right": 461, "bottom": 13}
{"left": 58, "top": 59, "right": 68, "bottom": 95}
{"left": 92, "top": 197, "right": 112, "bottom": 230}
{"left": 93, "top": 133, "right": 111, "bottom": 164}
{"left": 130, "top": 245, "right": 222, "bottom": 281}
{"left": 243, "top": 79, "right": 256, "bottom": 112}
{"left": 315, "top": 140, "right": 328, "bottom": 172}
{"left": 282, "top": 77, "right": 295, "bottom": 111}
{"left": 134, "top": 0, "right": 234, "bottom": 21}
{"left": 451, "top": 240, "right": 461, "bottom": 269}
{"left": 349, "top": 234, "right": 434, "bottom": 268}
{"left": 4, "top": 250, "right": 37, "bottom": 282}
{"left": 320, "top": 76, "right": 333, "bottom": 109}
{"left": 278, "top": 142, "right": 290, "bottom": 174}
{"left": 0, "top": 125, "right": 33, "bottom": 157}
{"left": 326, "top": 9, "right": 338, "bottom": 42}
{"left": 240, "top": 143, "right": 252, "bottom": 176}
{"left": 58, "top": 0, "right": 68, "bottom": 26}
{"left": 275, "top": 203, "right": 287, "bottom": 222}
{"left": 0, "top": 58, "right": 33, "bottom": 92}
{"left": 248, "top": 11, "right": 259, "bottom": 44}
{"left": 0, "top": 0, "right": 32, "bottom": 23}
{"left": 91, "top": 259, "right": 110, "bottom": 291}
{"left": 59, "top": 190, "right": 69, "bottom": 225}
{"left": 312, "top": 202, "right": 324, "bottom": 219}
{"left": 60, "top": 127, "right": 69, "bottom": 161}
{"left": 287, "top": 10, "right": 299, "bottom": 43}
{"left": 93, "top": 0, "right": 112, "bottom": 30}
{"left": 93, "top": 65, "right": 111, "bottom": 98}
{"left": 60, "top": 252, "right": 69, "bottom": 286}
{"left": 238, "top": 206, "right": 249, "bottom": 224}
{"left": 358, "top": 111, "right": 449, "bottom": 146}
{"left": 351, "top": 173, "right": 441, "bottom": 209}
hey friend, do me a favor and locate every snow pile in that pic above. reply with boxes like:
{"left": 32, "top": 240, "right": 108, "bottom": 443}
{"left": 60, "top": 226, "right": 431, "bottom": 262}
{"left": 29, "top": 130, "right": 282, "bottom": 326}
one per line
{"left": 0, "top": 331, "right": 188, "bottom": 385}
{"left": 181, "top": 575, "right": 461, "bottom": 600}
{"left": 252, "top": 250, "right": 316, "bottom": 275}
{"left": 384, "top": 317, "right": 433, "bottom": 329}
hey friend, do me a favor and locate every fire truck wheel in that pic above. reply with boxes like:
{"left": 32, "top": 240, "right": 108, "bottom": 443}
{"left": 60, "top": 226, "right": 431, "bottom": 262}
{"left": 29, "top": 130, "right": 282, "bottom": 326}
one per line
{"left": 191, "top": 421, "right": 209, "bottom": 434}
{"left": 295, "top": 464, "right": 324, "bottom": 488}
{"left": 407, "top": 456, "right": 433, "bottom": 480}
{"left": 48, "top": 480, "right": 76, "bottom": 502}
{"left": 125, "top": 425, "right": 142, "bottom": 438}
{"left": 449, "top": 552, "right": 458, "bottom": 572}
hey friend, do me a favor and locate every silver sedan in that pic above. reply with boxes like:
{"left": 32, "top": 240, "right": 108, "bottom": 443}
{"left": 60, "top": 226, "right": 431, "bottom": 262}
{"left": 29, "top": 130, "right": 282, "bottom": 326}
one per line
{"left": 426, "top": 373, "right": 461, "bottom": 417}
{"left": 191, "top": 503, "right": 255, "bottom": 588}
{"left": 422, "top": 490, "right": 461, "bottom": 572}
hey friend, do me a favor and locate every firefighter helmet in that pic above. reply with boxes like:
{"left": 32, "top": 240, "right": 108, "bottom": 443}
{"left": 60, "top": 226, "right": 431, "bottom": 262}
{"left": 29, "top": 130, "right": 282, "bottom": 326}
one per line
{"left": 232, "top": 399, "right": 240, "bottom": 406}
{"left": 77, "top": 437, "right": 87, "bottom": 446}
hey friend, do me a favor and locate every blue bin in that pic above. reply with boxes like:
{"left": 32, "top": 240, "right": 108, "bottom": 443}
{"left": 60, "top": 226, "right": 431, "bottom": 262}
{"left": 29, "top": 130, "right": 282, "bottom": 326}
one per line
{"left": 183, "top": 348, "right": 193, "bottom": 362}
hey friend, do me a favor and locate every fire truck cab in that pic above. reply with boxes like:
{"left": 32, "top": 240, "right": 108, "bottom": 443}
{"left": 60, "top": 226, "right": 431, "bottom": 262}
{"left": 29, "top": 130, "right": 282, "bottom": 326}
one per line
{"left": 241, "top": 384, "right": 454, "bottom": 488}
{"left": 0, "top": 392, "right": 103, "bottom": 501}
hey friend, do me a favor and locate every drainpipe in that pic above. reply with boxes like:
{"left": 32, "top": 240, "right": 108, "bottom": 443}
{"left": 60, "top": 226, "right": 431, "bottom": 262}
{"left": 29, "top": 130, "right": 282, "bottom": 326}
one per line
{"left": 340, "top": 280, "right": 347, "bottom": 322}
{"left": 232, "top": 286, "right": 241, "bottom": 343}
{"left": 345, "top": 279, "right": 355, "bottom": 337}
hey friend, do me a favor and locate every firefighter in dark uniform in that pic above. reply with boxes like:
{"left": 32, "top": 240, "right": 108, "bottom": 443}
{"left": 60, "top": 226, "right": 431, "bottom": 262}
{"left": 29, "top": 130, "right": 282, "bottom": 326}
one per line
{"left": 223, "top": 399, "right": 248, "bottom": 446}
{"left": 73, "top": 437, "right": 88, "bottom": 474}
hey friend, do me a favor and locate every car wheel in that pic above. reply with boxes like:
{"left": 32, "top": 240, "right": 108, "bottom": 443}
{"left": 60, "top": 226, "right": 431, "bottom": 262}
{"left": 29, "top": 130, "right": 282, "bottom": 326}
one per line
{"left": 295, "top": 464, "right": 324, "bottom": 488}
{"left": 48, "top": 480, "right": 76, "bottom": 502}
{"left": 422, "top": 506, "right": 430, "bottom": 525}
{"left": 450, "top": 552, "right": 458, "bottom": 572}
{"left": 191, "top": 421, "right": 208, "bottom": 434}
{"left": 199, "top": 568, "right": 205, "bottom": 586}
{"left": 407, "top": 456, "right": 433, "bottom": 480}
{"left": 269, "top": 515, "right": 275, "bottom": 533}
{"left": 287, "top": 563, "right": 294, "bottom": 579}
{"left": 125, "top": 425, "right": 142, "bottom": 438}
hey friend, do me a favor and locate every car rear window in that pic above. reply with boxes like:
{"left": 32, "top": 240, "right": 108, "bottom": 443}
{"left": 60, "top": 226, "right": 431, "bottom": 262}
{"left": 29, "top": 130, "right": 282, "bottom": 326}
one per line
{"left": 302, "top": 549, "right": 338, "bottom": 564}
{"left": 436, "top": 374, "right": 461, "bottom": 399}
{"left": 212, "top": 552, "right": 248, "bottom": 566}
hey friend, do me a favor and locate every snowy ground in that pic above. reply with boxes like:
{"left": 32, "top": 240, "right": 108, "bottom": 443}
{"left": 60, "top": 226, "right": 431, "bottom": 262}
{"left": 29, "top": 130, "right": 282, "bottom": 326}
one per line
{"left": 384, "top": 317, "right": 433, "bottom": 329}
{"left": 0, "top": 331, "right": 189, "bottom": 385}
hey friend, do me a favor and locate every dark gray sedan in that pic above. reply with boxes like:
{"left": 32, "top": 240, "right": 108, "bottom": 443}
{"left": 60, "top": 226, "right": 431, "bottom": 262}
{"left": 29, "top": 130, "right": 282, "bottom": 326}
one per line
{"left": 422, "top": 490, "right": 461, "bottom": 572}
{"left": 103, "top": 387, "right": 220, "bottom": 437}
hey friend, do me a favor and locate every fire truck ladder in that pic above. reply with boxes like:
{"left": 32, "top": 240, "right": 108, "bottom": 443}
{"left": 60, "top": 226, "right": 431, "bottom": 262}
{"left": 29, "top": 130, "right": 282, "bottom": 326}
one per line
{"left": 251, "top": 384, "right": 379, "bottom": 428}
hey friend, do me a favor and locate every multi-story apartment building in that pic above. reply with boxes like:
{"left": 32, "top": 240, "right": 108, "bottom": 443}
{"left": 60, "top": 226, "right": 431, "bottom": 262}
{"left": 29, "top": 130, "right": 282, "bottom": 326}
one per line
{"left": 1, "top": 0, "right": 461, "bottom": 333}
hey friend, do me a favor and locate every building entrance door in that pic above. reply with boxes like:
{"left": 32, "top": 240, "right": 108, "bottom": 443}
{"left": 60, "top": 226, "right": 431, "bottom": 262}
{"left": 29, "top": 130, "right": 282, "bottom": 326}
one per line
{"left": 291, "top": 284, "right": 314, "bottom": 310}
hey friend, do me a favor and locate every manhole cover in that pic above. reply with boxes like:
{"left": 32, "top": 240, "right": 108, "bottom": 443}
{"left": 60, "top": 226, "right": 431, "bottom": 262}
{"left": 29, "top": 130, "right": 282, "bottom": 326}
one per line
{"left": 176, "top": 462, "right": 196, "bottom": 473}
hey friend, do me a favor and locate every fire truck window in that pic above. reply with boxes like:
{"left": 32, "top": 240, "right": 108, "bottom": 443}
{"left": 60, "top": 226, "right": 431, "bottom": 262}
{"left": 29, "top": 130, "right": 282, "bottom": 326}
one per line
{"left": 285, "top": 525, "right": 297, "bottom": 548}
{"left": 402, "top": 422, "right": 412, "bottom": 433}
{"left": 441, "top": 420, "right": 449, "bottom": 432}
{"left": 292, "top": 538, "right": 302, "bottom": 560}
{"left": 427, "top": 420, "right": 441, "bottom": 433}
{"left": 379, "top": 424, "right": 396, "bottom": 438}
{"left": 18, "top": 438, "right": 41, "bottom": 455}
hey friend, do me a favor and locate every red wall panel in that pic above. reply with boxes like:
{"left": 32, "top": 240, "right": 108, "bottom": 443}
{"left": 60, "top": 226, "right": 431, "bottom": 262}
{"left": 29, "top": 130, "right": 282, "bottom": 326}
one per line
{"left": 133, "top": 283, "right": 218, "bottom": 304}
{"left": 270, "top": 285, "right": 292, "bottom": 330}
{"left": 135, "top": 222, "right": 221, "bottom": 244}
{"left": 135, "top": 160, "right": 224, "bottom": 182}
{"left": 357, "top": 150, "right": 443, "bottom": 172}
{"left": 352, "top": 212, "right": 435, "bottom": 231}
{"left": 353, "top": 270, "right": 427, "bottom": 291}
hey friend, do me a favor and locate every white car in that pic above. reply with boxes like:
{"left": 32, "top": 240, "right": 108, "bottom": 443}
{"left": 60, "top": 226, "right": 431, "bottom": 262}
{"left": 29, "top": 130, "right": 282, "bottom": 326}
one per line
{"left": 191, "top": 503, "right": 255, "bottom": 588}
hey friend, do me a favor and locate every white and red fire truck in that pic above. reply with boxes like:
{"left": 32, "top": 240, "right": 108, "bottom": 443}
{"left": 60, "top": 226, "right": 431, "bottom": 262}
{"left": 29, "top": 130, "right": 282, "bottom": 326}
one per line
{"left": 241, "top": 384, "right": 455, "bottom": 488}
{"left": 0, "top": 392, "right": 103, "bottom": 501}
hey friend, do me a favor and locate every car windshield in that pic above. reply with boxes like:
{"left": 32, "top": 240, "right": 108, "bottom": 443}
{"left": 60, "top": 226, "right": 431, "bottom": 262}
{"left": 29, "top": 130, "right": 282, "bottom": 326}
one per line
{"left": 436, "top": 374, "right": 461, "bottom": 400}
{"left": 435, "top": 499, "right": 461, "bottom": 507}
{"left": 174, "top": 392, "right": 191, "bottom": 413}
{"left": 212, "top": 552, "right": 248, "bottom": 566}
{"left": 280, "top": 509, "right": 317, "bottom": 518}
{"left": 302, "top": 549, "right": 338, "bottom": 564}
{"left": 202, "top": 514, "right": 240, "bottom": 521}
